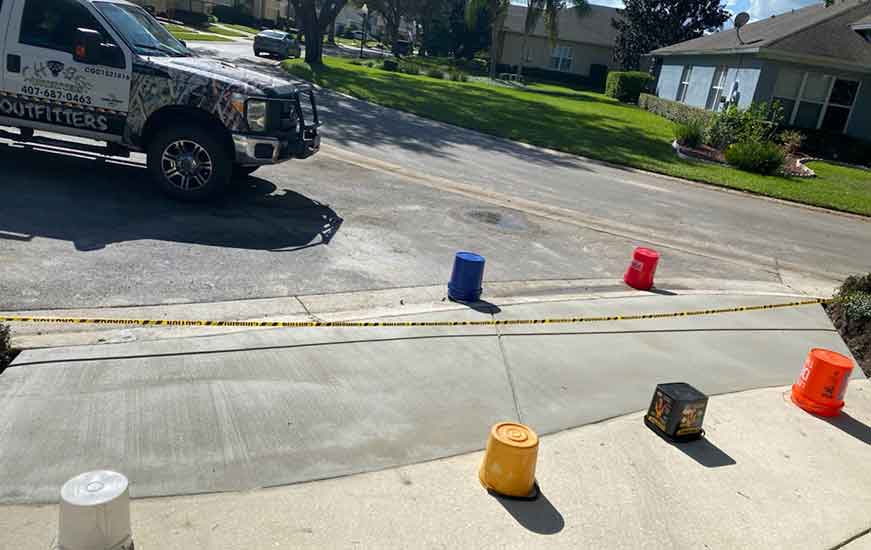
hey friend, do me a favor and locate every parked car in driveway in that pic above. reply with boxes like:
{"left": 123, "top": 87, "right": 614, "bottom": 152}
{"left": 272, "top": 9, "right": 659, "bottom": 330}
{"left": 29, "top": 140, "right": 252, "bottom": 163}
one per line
{"left": 254, "top": 30, "right": 301, "bottom": 59}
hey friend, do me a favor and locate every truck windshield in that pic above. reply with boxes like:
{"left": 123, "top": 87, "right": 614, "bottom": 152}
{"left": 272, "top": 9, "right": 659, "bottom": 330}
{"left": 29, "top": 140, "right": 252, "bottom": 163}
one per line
{"left": 95, "top": 2, "right": 189, "bottom": 57}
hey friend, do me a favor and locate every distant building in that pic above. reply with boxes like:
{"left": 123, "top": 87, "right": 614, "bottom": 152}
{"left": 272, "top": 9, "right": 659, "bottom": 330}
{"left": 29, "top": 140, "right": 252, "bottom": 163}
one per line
{"left": 649, "top": 0, "right": 871, "bottom": 139}
{"left": 133, "top": 0, "right": 289, "bottom": 24}
{"left": 333, "top": 4, "right": 414, "bottom": 41}
{"left": 497, "top": 4, "right": 621, "bottom": 80}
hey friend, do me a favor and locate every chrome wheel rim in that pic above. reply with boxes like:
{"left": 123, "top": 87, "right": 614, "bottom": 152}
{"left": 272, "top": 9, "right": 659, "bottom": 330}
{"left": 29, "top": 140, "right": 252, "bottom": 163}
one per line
{"left": 161, "top": 140, "right": 214, "bottom": 191}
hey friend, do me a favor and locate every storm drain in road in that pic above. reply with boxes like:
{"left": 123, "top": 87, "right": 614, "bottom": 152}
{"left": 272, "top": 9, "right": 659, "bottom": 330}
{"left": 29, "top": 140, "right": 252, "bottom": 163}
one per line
{"left": 463, "top": 209, "right": 530, "bottom": 232}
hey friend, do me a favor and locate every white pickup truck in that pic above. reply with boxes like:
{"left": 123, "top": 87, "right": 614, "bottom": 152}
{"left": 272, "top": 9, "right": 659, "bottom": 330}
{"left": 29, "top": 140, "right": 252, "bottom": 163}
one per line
{"left": 0, "top": 0, "right": 320, "bottom": 199}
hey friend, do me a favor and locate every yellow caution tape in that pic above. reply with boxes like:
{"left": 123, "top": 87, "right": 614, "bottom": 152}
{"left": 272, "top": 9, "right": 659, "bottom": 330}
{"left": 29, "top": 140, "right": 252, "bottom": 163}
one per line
{"left": 0, "top": 298, "right": 832, "bottom": 329}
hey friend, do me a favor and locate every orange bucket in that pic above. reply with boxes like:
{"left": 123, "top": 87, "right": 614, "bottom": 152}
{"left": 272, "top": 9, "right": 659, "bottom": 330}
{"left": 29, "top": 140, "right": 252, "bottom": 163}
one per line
{"left": 479, "top": 422, "right": 538, "bottom": 498}
{"left": 791, "top": 348, "right": 855, "bottom": 417}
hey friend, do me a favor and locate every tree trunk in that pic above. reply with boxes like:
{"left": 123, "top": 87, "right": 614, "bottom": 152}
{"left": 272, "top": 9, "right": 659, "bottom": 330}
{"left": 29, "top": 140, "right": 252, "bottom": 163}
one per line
{"left": 517, "top": 31, "right": 529, "bottom": 77}
{"left": 303, "top": 15, "right": 324, "bottom": 64}
{"left": 488, "top": 9, "right": 507, "bottom": 79}
{"left": 328, "top": 21, "right": 336, "bottom": 44}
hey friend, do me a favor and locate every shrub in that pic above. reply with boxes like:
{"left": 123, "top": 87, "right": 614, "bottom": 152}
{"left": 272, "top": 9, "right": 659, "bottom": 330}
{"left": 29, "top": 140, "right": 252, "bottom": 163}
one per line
{"left": 211, "top": 5, "right": 259, "bottom": 27}
{"left": 844, "top": 292, "right": 871, "bottom": 322}
{"left": 0, "top": 323, "right": 12, "bottom": 373}
{"left": 207, "top": 14, "right": 219, "bottom": 24}
{"left": 400, "top": 63, "right": 420, "bottom": 75}
{"left": 425, "top": 68, "right": 445, "bottom": 79}
{"left": 724, "top": 140, "right": 785, "bottom": 175}
{"left": 828, "top": 273, "right": 871, "bottom": 375}
{"left": 706, "top": 102, "right": 783, "bottom": 150}
{"left": 169, "top": 9, "right": 210, "bottom": 26}
{"left": 449, "top": 70, "right": 469, "bottom": 82}
{"left": 381, "top": 58, "right": 399, "bottom": 71}
{"left": 778, "top": 129, "right": 804, "bottom": 155}
{"left": 673, "top": 117, "right": 705, "bottom": 148}
{"left": 639, "top": 93, "right": 713, "bottom": 125}
{"left": 605, "top": 71, "right": 654, "bottom": 104}
{"left": 496, "top": 64, "right": 601, "bottom": 89}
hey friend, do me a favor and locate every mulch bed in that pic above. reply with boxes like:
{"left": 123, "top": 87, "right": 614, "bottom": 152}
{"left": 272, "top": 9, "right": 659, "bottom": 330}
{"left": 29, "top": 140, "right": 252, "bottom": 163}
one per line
{"left": 826, "top": 303, "right": 871, "bottom": 378}
{"left": 673, "top": 141, "right": 815, "bottom": 177}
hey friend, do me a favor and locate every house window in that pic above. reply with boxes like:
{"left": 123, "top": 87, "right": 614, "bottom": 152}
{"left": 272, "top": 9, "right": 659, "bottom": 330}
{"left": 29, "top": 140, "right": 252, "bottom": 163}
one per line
{"left": 821, "top": 78, "right": 860, "bottom": 132}
{"left": 773, "top": 69, "right": 861, "bottom": 133}
{"left": 549, "top": 46, "right": 572, "bottom": 72}
{"left": 705, "top": 66, "right": 729, "bottom": 111}
{"left": 676, "top": 65, "right": 693, "bottom": 103}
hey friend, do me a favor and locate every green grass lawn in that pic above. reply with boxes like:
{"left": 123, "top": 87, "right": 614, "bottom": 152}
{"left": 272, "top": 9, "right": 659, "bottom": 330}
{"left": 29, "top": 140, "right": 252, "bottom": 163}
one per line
{"left": 173, "top": 32, "right": 232, "bottom": 42}
{"left": 162, "top": 23, "right": 192, "bottom": 34}
{"left": 283, "top": 56, "right": 871, "bottom": 216}
{"left": 206, "top": 24, "right": 251, "bottom": 38}
{"left": 162, "top": 23, "right": 234, "bottom": 42}
{"left": 221, "top": 23, "right": 261, "bottom": 35}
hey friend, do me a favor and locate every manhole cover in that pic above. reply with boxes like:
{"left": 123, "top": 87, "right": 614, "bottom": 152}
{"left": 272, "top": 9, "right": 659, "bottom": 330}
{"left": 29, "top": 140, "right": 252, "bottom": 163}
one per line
{"left": 465, "top": 209, "right": 529, "bottom": 232}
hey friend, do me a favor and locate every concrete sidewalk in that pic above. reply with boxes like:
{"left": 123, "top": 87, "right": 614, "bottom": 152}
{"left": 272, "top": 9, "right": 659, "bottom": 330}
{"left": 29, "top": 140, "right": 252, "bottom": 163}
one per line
{"left": 0, "top": 290, "right": 856, "bottom": 504}
{"left": 2, "top": 382, "right": 869, "bottom": 549}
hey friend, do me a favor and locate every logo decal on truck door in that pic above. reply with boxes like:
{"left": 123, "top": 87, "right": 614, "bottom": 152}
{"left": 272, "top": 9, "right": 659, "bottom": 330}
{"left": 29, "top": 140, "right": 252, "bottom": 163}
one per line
{"left": 47, "top": 61, "right": 65, "bottom": 77}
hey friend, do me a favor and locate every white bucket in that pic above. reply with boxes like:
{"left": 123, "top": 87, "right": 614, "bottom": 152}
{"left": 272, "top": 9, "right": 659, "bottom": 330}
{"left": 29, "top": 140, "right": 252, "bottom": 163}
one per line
{"left": 57, "top": 471, "right": 133, "bottom": 550}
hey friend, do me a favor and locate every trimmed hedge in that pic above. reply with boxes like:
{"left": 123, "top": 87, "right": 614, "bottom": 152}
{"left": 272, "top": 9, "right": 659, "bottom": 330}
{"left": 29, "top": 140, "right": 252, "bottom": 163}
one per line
{"left": 605, "top": 71, "right": 654, "bottom": 104}
{"left": 168, "top": 9, "right": 210, "bottom": 27}
{"left": 495, "top": 64, "right": 601, "bottom": 89}
{"left": 639, "top": 93, "right": 713, "bottom": 124}
{"left": 211, "top": 5, "right": 260, "bottom": 28}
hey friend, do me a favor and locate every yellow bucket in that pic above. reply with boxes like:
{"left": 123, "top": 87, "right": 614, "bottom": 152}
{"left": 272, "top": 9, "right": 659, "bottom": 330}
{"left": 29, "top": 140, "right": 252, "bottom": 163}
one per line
{"left": 478, "top": 422, "right": 539, "bottom": 498}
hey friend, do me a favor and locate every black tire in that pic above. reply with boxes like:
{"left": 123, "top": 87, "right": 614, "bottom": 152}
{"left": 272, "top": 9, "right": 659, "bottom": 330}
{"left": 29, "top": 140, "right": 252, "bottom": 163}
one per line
{"left": 232, "top": 164, "right": 260, "bottom": 179}
{"left": 147, "top": 124, "right": 231, "bottom": 201}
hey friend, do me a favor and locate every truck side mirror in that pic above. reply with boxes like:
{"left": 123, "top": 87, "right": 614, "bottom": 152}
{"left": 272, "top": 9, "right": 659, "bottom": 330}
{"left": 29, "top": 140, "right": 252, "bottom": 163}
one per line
{"left": 73, "top": 28, "right": 103, "bottom": 64}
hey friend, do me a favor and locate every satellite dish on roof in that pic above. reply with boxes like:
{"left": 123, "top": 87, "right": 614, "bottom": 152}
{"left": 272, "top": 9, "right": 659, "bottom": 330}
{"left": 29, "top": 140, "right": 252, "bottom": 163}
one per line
{"left": 735, "top": 12, "right": 750, "bottom": 44}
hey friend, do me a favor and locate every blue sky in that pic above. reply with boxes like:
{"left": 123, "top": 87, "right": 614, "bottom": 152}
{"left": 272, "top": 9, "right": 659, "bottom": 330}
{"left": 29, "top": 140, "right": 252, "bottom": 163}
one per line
{"left": 590, "top": 0, "right": 822, "bottom": 21}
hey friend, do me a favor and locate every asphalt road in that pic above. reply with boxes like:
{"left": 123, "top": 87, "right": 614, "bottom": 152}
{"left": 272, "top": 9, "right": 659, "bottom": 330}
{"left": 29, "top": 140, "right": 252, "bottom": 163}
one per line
{"left": 0, "top": 42, "right": 868, "bottom": 310}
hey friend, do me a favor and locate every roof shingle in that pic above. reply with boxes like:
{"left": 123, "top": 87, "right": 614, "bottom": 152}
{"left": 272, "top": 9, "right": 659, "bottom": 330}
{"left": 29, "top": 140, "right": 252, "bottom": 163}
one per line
{"left": 651, "top": 0, "right": 871, "bottom": 61}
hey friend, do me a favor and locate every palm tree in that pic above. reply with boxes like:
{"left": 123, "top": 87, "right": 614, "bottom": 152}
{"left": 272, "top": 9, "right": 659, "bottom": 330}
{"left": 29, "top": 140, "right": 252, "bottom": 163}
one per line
{"left": 466, "top": 0, "right": 588, "bottom": 80}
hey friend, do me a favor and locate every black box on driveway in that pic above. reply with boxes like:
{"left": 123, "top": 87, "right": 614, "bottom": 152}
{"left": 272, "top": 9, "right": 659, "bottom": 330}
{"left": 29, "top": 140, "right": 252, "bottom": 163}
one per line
{"left": 644, "top": 383, "right": 708, "bottom": 442}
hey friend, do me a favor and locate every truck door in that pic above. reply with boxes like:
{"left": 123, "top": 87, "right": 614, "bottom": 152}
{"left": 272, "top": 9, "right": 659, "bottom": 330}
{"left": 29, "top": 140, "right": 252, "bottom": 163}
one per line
{"left": 0, "top": 0, "right": 132, "bottom": 139}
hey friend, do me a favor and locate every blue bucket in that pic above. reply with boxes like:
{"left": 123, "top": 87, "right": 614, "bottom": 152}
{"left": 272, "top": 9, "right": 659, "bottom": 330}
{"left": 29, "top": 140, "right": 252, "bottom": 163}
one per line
{"left": 448, "top": 251, "right": 485, "bottom": 302}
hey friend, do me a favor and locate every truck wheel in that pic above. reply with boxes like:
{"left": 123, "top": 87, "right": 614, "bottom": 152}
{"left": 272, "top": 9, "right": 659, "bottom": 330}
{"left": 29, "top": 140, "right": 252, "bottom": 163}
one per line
{"left": 147, "top": 125, "right": 231, "bottom": 201}
{"left": 232, "top": 164, "right": 260, "bottom": 179}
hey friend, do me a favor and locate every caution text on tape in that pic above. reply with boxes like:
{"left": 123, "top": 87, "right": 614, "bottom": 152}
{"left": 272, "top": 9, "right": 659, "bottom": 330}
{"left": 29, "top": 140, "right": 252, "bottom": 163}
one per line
{"left": 0, "top": 298, "right": 832, "bottom": 329}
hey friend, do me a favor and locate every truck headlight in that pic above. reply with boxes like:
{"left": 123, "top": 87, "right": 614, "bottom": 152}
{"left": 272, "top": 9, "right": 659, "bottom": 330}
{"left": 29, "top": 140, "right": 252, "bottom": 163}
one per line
{"left": 246, "top": 100, "right": 268, "bottom": 132}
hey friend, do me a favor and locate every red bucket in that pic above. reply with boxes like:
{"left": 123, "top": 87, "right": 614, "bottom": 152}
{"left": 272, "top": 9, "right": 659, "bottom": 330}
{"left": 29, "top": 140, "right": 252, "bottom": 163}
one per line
{"left": 624, "top": 247, "right": 659, "bottom": 291}
{"left": 791, "top": 348, "right": 854, "bottom": 417}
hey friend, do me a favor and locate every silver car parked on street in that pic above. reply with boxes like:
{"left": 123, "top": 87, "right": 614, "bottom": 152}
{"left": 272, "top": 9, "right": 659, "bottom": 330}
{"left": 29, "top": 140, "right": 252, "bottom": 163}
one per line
{"left": 254, "top": 30, "right": 301, "bottom": 59}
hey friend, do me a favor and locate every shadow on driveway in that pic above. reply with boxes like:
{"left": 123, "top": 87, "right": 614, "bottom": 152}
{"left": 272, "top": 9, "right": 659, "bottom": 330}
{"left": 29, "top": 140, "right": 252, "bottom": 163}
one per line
{"left": 0, "top": 140, "right": 343, "bottom": 252}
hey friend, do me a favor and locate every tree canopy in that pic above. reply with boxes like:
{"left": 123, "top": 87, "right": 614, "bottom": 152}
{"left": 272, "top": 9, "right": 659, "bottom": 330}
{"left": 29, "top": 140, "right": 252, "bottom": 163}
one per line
{"left": 612, "top": 0, "right": 731, "bottom": 70}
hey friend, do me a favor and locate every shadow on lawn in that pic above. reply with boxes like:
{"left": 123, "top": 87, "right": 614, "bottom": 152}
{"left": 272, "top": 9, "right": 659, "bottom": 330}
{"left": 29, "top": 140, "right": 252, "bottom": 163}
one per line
{"left": 286, "top": 61, "right": 680, "bottom": 170}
